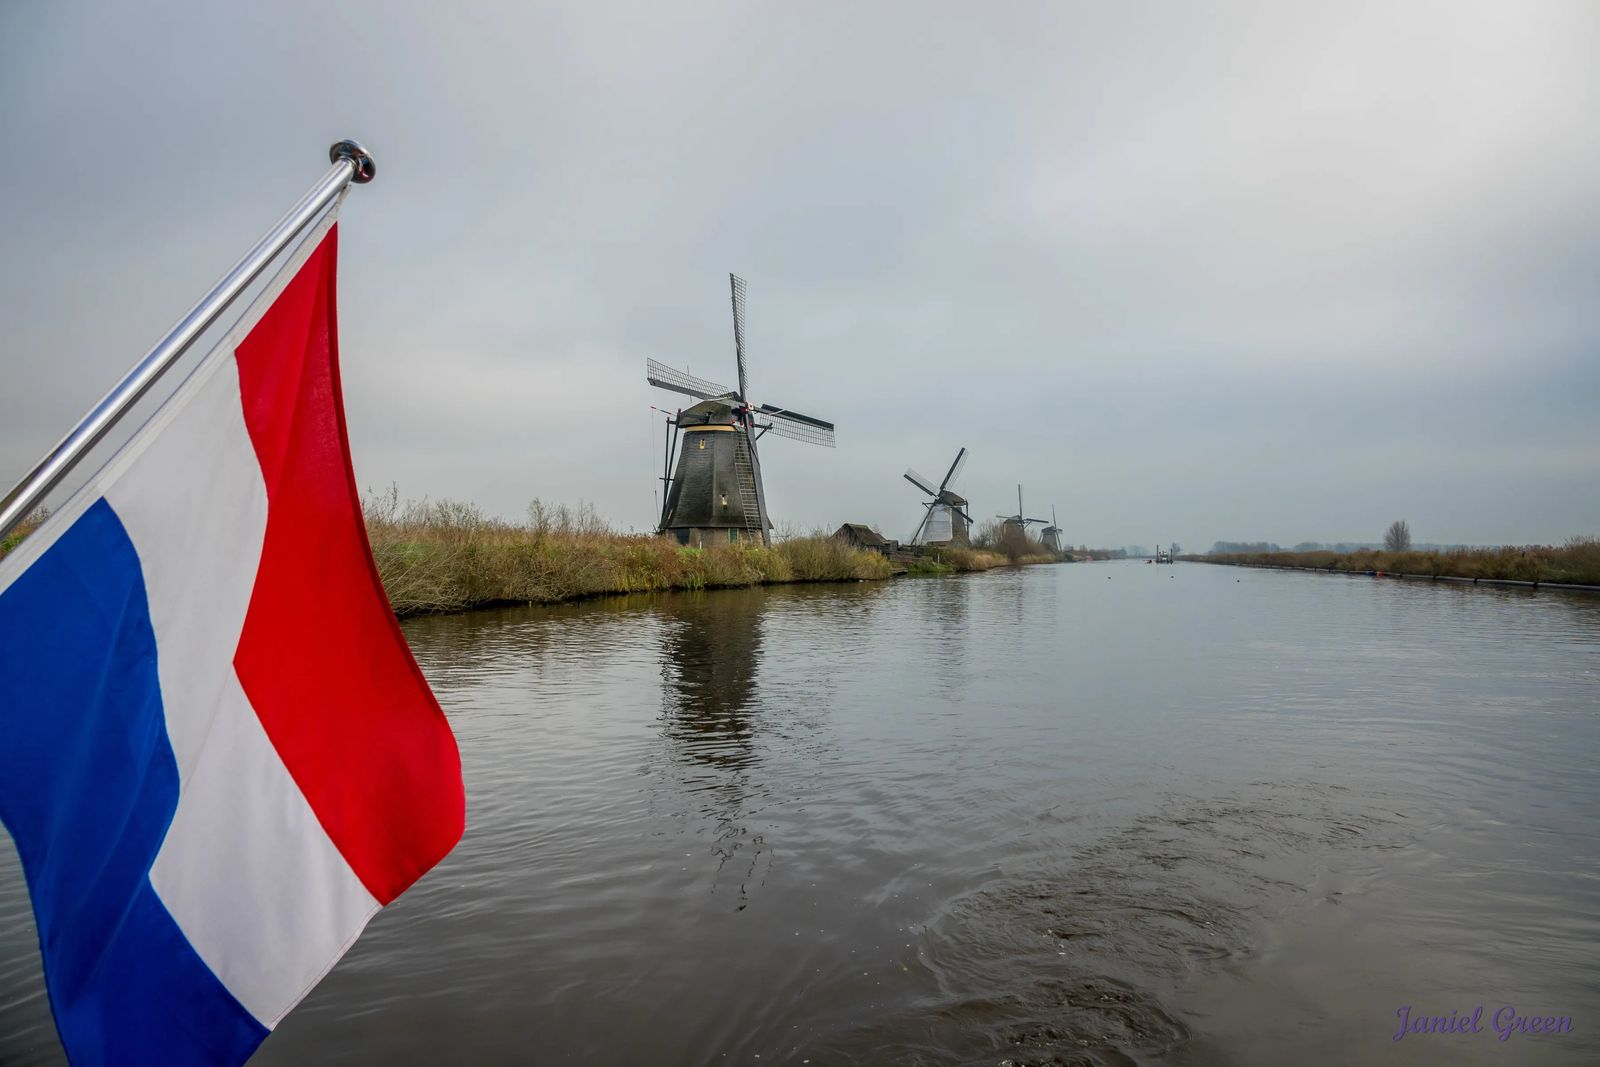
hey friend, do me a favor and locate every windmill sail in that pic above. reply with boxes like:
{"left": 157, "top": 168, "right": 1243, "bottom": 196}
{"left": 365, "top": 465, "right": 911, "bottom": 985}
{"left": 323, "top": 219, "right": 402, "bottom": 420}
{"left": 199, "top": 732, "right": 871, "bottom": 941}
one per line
{"left": 940, "top": 448, "right": 968, "bottom": 493}
{"left": 903, "top": 469, "right": 938, "bottom": 495}
{"left": 730, "top": 274, "right": 749, "bottom": 402}
{"left": 755, "top": 404, "right": 835, "bottom": 447}
{"left": 909, "top": 506, "right": 932, "bottom": 546}
{"left": 647, "top": 358, "right": 735, "bottom": 402}
{"left": 923, "top": 504, "right": 954, "bottom": 543}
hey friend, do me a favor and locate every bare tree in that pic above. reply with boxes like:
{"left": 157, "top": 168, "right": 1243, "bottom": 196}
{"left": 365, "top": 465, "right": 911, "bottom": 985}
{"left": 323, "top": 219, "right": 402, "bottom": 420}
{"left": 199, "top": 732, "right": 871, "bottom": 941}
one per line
{"left": 1384, "top": 520, "right": 1412, "bottom": 552}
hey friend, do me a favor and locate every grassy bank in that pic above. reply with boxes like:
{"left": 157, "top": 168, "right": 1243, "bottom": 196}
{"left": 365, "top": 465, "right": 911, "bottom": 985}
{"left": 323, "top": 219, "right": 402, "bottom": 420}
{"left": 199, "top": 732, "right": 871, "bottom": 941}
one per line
{"left": 366, "top": 495, "right": 895, "bottom": 616}
{"left": 0, "top": 496, "right": 1047, "bottom": 616}
{"left": 947, "top": 547, "right": 1014, "bottom": 571}
{"left": 1198, "top": 537, "right": 1600, "bottom": 587}
{"left": 905, "top": 546, "right": 1012, "bottom": 575}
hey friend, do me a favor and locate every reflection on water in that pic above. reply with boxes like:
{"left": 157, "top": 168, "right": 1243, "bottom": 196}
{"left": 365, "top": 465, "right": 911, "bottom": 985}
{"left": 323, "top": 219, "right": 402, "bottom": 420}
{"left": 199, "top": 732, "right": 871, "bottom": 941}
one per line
{"left": 659, "top": 587, "right": 764, "bottom": 770}
{"left": 2, "top": 565, "right": 1598, "bottom": 1065}
{"left": 657, "top": 589, "right": 770, "bottom": 907}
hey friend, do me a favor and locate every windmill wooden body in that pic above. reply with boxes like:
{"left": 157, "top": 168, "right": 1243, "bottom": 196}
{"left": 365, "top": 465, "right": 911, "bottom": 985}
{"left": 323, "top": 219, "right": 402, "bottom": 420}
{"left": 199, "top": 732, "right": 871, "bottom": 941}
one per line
{"left": 998, "top": 485, "right": 1049, "bottom": 537}
{"left": 1040, "top": 506, "right": 1064, "bottom": 553}
{"left": 905, "top": 447, "right": 974, "bottom": 547}
{"left": 649, "top": 275, "right": 835, "bottom": 547}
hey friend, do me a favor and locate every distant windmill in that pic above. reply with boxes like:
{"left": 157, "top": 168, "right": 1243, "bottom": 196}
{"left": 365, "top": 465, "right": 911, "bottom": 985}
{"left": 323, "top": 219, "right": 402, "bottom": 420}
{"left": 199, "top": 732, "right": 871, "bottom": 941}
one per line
{"left": 1040, "top": 506, "right": 1063, "bottom": 553}
{"left": 905, "top": 447, "right": 974, "bottom": 546}
{"left": 648, "top": 274, "right": 835, "bottom": 547}
{"left": 997, "top": 484, "right": 1049, "bottom": 537}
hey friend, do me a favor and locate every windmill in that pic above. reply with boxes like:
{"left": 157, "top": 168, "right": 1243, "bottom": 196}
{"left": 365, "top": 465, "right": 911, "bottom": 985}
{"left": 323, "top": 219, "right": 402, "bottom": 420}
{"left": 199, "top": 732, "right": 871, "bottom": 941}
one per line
{"left": 648, "top": 274, "right": 835, "bottom": 547}
{"left": 997, "top": 485, "right": 1049, "bottom": 538}
{"left": 1040, "top": 506, "right": 1064, "bottom": 554}
{"left": 905, "top": 447, "right": 974, "bottom": 546}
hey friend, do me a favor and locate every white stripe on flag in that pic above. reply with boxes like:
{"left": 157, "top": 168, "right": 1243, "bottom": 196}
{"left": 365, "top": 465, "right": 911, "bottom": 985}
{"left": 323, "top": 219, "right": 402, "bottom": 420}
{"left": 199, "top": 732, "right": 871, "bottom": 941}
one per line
{"left": 85, "top": 213, "right": 380, "bottom": 1028}
{"left": 103, "top": 350, "right": 375, "bottom": 1027}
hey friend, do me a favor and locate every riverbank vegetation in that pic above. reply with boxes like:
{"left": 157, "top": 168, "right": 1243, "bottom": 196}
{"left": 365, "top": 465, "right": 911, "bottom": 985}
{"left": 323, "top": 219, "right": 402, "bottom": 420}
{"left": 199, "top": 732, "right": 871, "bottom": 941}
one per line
{"left": 1071, "top": 547, "right": 1131, "bottom": 561}
{"left": 904, "top": 546, "right": 1011, "bottom": 575}
{"left": 1198, "top": 537, "right": 1600, "bottom": 587}
{"left": 945, "top": 546, "right": 1013, "bottom": 570}
{"left": 365, "top": 493, "right": 895, "bottom": 616}
{"left": 902, "top": 521, "right": 1058, "bottom": 575}
{"left": 0, "top": 495, "right": 1058, "bottom": 616}
{"left": 971, "top": 520, "right": 1059, "bottom": 565}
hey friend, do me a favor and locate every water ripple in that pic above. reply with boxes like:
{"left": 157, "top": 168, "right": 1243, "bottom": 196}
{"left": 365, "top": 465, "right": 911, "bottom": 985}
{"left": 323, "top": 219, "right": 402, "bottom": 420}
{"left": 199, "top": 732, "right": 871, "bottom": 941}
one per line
{"left": 2, "top": 565, "right": 1597, "bottom": 1065}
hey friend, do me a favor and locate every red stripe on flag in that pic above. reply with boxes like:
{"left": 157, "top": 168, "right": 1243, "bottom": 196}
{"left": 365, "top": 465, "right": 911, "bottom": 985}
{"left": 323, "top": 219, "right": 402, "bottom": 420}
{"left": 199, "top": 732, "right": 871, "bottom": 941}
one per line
{"left": 231, "top": 226, "right": 464, "bottom": 904}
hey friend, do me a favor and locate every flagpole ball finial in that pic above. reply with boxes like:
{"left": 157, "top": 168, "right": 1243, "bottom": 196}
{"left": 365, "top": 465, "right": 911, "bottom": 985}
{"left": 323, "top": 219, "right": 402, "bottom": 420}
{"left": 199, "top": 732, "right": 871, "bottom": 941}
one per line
{"left": 329, "top": 140, "right": 376, "bottom": 184}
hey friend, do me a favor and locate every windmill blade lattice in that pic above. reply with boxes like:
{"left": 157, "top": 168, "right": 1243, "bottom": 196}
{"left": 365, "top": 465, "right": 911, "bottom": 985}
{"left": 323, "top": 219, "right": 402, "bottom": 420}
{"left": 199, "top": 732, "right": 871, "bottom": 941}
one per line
{"left": 730, "top": 274, "right": 749, "bottom": 402}
{"left": 939, "top": 447, "right": 968, "bottom": 493}
{"left": 904, "top": 468, "right": 938, "bottom": 496}
{"left": 756, "top": 404, "right": 835, "bottom": 447}
{"left": 647, "top": 358, "right": 735, "bottom": 402}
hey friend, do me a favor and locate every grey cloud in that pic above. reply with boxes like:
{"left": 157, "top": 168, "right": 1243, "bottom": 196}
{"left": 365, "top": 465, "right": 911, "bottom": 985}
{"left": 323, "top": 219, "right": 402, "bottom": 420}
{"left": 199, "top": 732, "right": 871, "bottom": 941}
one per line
{"left": 3, "top": 0, "right": 1597, "bottom": 549}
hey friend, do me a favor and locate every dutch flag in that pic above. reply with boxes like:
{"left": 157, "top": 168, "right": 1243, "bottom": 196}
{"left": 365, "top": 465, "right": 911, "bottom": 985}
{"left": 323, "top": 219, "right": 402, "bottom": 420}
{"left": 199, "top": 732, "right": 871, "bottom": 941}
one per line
{"left": 0, "top": 211, "right": 465, "bottom": 1064}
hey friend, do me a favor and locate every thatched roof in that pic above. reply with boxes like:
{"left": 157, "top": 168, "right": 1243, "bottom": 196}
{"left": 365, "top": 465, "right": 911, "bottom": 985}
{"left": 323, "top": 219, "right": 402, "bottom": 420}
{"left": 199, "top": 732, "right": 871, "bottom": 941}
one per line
{"left": 834, "top": 523, "right": 889, "bottom": 547}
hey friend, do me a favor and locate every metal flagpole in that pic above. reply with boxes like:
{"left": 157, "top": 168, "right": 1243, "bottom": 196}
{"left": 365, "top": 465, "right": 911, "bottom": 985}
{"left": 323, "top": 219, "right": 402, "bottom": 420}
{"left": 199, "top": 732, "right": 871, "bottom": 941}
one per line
{"left": 0, "top": 139, "right": 377, "bottom": 544}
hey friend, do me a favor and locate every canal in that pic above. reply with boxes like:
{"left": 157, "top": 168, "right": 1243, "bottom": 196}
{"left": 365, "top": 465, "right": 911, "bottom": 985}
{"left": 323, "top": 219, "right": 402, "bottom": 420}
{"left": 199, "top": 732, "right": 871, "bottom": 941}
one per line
{"left": 3, "top": 561, "right": 1597, "bottom": 1064}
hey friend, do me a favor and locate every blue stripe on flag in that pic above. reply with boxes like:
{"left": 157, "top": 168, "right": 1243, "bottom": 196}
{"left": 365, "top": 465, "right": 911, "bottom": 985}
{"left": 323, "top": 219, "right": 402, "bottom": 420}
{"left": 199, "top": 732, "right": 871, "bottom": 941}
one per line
{"left": 0, "top": 499, "right": 268, "bottom": 1066}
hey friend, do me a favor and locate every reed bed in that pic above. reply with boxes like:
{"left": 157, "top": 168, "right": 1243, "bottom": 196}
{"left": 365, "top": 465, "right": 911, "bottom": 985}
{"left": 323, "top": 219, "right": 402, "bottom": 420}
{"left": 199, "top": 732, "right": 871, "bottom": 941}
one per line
{"left": 901, "top": 547, "right": 1011, "bottom": 575}
{"left": 941, "top": 547, "right": 1012, "bottom": 572}
{"left": 0, "top": 494, "right": 1045, "bottom": 615}
{"left": 364, "top": 493, "right": 894, "bottom": 617}
{"left": 1201, "top": 537, "right": 1600, "bottom": 586}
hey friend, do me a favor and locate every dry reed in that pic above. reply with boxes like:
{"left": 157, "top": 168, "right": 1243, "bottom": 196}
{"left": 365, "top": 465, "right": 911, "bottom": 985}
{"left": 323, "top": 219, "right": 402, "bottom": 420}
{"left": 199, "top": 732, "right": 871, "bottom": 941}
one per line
{"left": 363, "top": 490, "right": 894, "bottom": 616}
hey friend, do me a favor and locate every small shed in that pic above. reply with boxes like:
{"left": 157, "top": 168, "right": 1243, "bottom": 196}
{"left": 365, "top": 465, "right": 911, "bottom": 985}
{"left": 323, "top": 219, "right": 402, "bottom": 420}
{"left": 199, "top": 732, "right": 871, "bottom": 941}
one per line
{"left": 834, "top": 523, "right": 895, "bottom": 556}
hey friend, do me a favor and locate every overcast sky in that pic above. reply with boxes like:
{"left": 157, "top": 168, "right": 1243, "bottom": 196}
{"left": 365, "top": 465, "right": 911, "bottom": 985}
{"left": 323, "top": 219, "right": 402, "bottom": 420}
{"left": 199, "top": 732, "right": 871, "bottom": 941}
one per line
{"left": 3, "top": 1, "right": 1597, "bottom": 549}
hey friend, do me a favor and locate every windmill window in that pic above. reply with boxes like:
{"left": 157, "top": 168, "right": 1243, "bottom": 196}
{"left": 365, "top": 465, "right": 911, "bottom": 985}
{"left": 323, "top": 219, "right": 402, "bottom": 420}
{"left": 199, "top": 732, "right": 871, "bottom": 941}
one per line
{"left": 720, "top": 493, "right": 728, "bottom": 509}
{"left": 698, "top": 438, "right": 706, "bottom": 450}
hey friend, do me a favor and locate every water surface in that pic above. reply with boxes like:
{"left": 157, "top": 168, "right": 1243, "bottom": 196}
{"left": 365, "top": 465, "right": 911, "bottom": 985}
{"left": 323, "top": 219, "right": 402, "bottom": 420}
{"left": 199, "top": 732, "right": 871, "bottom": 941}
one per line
{"left": 3, "top": 561, "right": 1597, "bottom": 1064}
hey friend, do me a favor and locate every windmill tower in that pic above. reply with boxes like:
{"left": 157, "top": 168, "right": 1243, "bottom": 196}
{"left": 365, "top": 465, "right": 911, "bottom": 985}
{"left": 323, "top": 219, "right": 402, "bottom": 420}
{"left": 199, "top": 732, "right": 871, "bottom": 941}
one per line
{"left": 648, "top": 275, "right": 835, "bottom": 547}
{"left": 905, "top": 447, "right": 974, "bottom": 547}
{"left": 997, "top": 485, "right": 1049, "bottom": 537}
{"left": 1040, "top": 506, "right": 1063, "bottom": 553}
